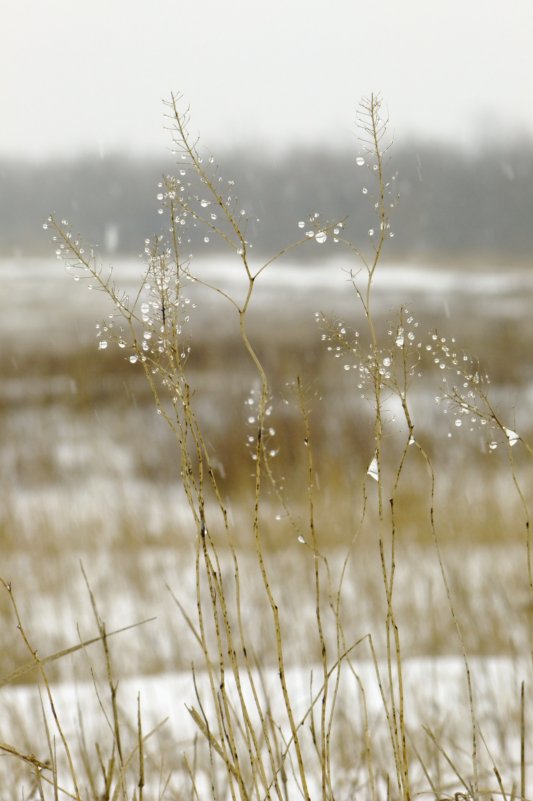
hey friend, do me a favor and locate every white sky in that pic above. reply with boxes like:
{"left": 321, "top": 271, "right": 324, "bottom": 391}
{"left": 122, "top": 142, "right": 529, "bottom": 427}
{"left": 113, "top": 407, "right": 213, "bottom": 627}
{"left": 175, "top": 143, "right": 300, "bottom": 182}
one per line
{"left": 2, "top": 0, "right": 532, "bottom": 159}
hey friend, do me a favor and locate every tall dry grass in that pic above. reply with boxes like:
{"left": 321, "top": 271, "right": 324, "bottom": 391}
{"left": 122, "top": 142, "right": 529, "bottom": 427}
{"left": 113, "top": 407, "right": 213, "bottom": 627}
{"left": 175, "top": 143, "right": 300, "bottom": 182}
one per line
{"left": 0, "top": 93, "right": 532, "bottom": 799}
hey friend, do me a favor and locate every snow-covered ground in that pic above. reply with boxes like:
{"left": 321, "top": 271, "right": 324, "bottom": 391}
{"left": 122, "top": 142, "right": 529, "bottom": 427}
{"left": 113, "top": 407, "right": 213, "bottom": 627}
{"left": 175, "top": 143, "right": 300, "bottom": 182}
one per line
{"left": 3, "top": 256, "right": 533, "bottom": 339}
{"left": 2, "top": 255, "right": 533, "bottom": 795}
{"left": 1, "top": 654, "right": 531, "bottom": 798}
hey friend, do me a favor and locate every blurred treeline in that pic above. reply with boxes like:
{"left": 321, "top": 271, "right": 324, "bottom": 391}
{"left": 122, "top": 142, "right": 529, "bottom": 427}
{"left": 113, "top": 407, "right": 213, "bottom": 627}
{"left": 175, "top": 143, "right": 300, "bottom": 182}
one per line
{"left": 1, "top": 140, "right": 532, "bottom": 262}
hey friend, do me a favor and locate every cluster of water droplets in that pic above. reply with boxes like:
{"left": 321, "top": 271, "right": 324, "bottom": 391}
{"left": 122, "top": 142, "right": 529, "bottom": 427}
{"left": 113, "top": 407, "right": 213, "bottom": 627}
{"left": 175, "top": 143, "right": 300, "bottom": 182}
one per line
{"left": 419, "top": 330, "right": 520, "bottom": 449}
{"left": 424, "top": 332, "right": 490, "bottom": 437}
{"left": 156, "top": 157, "right": 259, "bottom": 255}
{"left": 95, "top": 317, "right": 122, "bottom": 354}
{"left": 49, "top": 214, "right": 195, "bottom": 374}
{"left": 316, "top": 310, "right": 420, "bottom": 400}
{"left": 296, "top": 213, "right": 343, "bottom": 245}
{"left": 141, "top": 249, "right": 195, "bottom": 362}
{"left": 355, "top": 153, "right": 398, "bottom": 240}
{"left": 317, "top": 301, "right": 519, "bottom": 453}
{"left": 44, "top": 216, "right": 89, "bottom": 279}
{"left": 244, "top": 389, "right": 278, "bottom": 462}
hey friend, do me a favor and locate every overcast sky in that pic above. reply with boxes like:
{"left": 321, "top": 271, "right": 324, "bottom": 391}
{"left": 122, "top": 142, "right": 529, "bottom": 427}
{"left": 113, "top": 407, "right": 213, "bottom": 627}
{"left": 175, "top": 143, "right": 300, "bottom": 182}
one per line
{"left": 2, "top": 0, "right": 532, "bottom": 159}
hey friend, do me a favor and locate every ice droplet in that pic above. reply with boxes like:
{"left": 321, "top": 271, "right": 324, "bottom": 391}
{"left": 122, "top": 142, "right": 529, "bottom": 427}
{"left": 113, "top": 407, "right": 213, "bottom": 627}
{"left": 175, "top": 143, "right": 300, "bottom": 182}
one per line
{"left": 297, "top": 535, "right": 306, "bottom": 544}
{"left": 200, "top": 199, "right": 211, "bottom": 208}
{"left": 368, "top": 228, "right": 375, "bottom": 237}
{"left": 504, "top": 427, "right": 519, "bottom": 446}
{"left": 362, "top": 187, "right": 368, "bottom": 195}
{"left": 356, "top": 156, "right": 365, "bottom": 166}
{"left": 298, "top": 221, "right": 305, "bottom": 228}
{"left": 367, "top": 454, "right": 379, "bottom": 481}
{"left": 315, "top": 231, "right": 327, "bottom": 244}
{"left": 129, "top": 355, "right": 138, "bottom": 364}
{"left": 98, "top": 340, "right": 108, "bottom": 350}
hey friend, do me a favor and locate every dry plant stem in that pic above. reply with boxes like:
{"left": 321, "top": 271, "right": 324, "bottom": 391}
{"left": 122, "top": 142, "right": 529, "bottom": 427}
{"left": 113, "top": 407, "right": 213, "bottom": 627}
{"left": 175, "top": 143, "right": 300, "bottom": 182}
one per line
{"left": 451, "top": 386, "right": 533, "bottom": 594}
{"left": 78, "top": 711, "right": 100, "bottom": 798}
{"left": 190, "top": 670, "right": 221, "bottom": 797}
{"left": 0, "top": 578, "right": 81, "bottom": 798}
{"left": 296, "top": 378, "right": 331, "bottom": 798}
{"left": 385, "top": 339, "right": 420, "bottom": 801}
{"left": 353, "top": 94, "right": 411, "bottom": 801}
{"left": 243, "top": 340, "right": 312, "bottom": 800}
{"left": 521, "top": 680, "right": 526, "bottom": 801}
{"left": 168, "top": 249, "right": 291, "bottom": 797}
{"left": 199, "top": 532, "right": 265, "bottom": 800}
{"left": 178, "top": 526, "right": 284, "bottom": 796}
{"left": 191, "top": 541, "right": 241, "bottom": 799}
{"left": 407, "top": 734, "right": 440, "bottom": 799}
{"left": 506, "top": 444, "right": 533, "bottom": 594}
{"left": 329, "top": 479, "right": 369, "bottom": 773}
{"left": 51, "top": 214, "right": 230, "bottom": 545}
{"left": 252, "top": 656, "right": 291, "bottom": 799}
{"left": 0, "top": 617, "right": 154, "bottom": 689}
{"left": 0, "top": 742, "right": 49, "bottom": 773}
{"left": 176, "top": 401, "right": 286, "bottom": 797}
{"left": 346, "top": 660, "right": 378, "bottom": 801}
{"left": 38, "top": 694, "right": 59, "bottom": 799}
{"left": 169, "top": 93, "right": 250, "bottom": 266}
{"left": 169, "top": 96, "right": 341, "bottom": 284}
{"left": 229, "top": 566, "right": 287, "bottom": 800}
{"left": 81, "top": 567, "right": 127, "bottom": 798}
{"left": 270, "top": 634, "right": 368, "bottom": 798}
{"left": 138, "top": 693, "right": 145, "bottom": 801}
{"left": 423, "top": 726, "right": 472, "bottom": 796}
{"left": 414, "top": 442, "right": 480, "bottom": 799}
{"left": 51, "top": 101, "right": 318, "bottom": 801}
{"left": 215, "top": 214, "right": 313, "bottom": 794}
